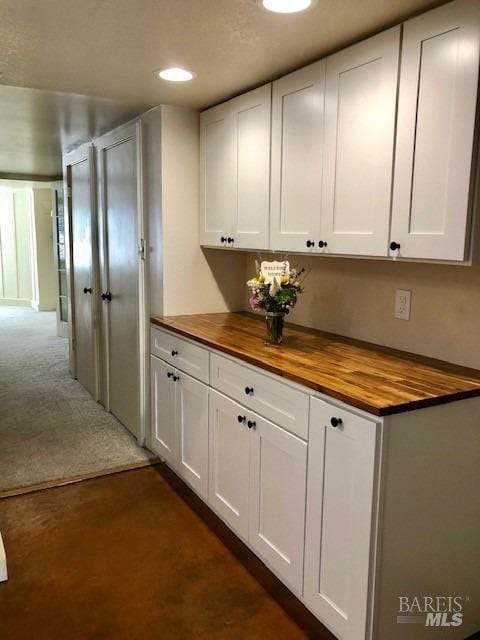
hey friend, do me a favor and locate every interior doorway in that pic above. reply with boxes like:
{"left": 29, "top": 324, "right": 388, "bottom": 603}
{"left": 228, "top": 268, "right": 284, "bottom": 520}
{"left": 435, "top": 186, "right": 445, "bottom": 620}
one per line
{"left": 0, "top": 180, "right": 155, "bottom": 497}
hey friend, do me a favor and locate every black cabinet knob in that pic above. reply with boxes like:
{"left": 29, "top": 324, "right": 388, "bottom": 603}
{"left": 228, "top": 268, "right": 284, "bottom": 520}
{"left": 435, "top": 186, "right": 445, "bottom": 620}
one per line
{"left": 237, "top": 415, "right": 246, "bottom": 423}
{"left": 390, "top": 241, "right": 401, "bottom": 251}
{"left": 173, "top": 375, "right": 179, "bottom": 382}
{"left": 227, "top": 237, "right": 234, "bottom": 244}
{"left": 171, "top": 350, "right": 178, "bottom": 357}
{"left": 244, "top": 386, "right": 254, "bottom": 396}
{"left": 247, "top": 420, "right": 256, "bottom": 429}
{"left": 220, "top": 236, "right": 227, "bottom": 243}
{"left": 306, "top": 240, "right": 314, "bottom": 248}
{"left": 167, "top": 372, "right": 173, "bottom": 378}
{"left": 330, "top": 417, "right": 343, "bottom": 428}
{"left": 101, "top": 291, "right": 112, "bottom": 302}
{"left": 83, "top": 287, "right": 92, "bottom": 294}
{"left": 318, "top": 240, "right": 327, "bottom": 248}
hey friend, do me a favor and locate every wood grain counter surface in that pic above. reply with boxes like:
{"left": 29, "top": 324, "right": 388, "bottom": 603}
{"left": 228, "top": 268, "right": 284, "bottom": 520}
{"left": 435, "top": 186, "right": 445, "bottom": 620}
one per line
{"left": 151, "top": 312, "right": 480, "bottom": 416}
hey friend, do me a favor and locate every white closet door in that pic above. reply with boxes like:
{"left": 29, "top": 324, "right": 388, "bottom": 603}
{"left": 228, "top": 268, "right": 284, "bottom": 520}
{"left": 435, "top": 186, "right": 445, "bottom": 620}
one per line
{"left": 391, "top": 0, "right": 480, "bottom": 261}
{"left": 231, "top": 85, "right": 271, "bottom": 250}
{"left": 199, "top": 102, "right": 234, "bottom": 247}
{"left": 96, "top": 122, "right": 142, "bottom": 438}
{"left": 63, "top": 144, "right": 97, "bottom": 397}
{"left": 208, "top": 390, "right": 250, "bottom": 541}
{"left": 150, "top": 356, "right": 177, "bottom": 466}
{"left": 270, "top": 61, "right": 326, "bottom": 252}
{"left": 176, "top": 371, "right": 209, "bottom": 500}
{"left": 249, "top": 413, "right": 307, "bottom": 594}
{"left": 304, "top": 398, "right": 378, "bottom": 640}
{"left": 321, "top": 27, "right": 400, "bottom": 257}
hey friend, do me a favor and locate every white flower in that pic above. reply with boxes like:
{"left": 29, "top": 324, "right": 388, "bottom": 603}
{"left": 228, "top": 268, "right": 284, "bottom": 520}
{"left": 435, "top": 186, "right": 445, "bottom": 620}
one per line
{"left": 269, "top": 276, "right": 281, "bottom": 297}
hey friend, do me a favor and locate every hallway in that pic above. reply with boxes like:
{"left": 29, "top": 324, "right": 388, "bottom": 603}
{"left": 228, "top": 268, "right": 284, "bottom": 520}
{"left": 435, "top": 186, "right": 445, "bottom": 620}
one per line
{"left": 0, "top": 306, "right": 156, "bottom": 494}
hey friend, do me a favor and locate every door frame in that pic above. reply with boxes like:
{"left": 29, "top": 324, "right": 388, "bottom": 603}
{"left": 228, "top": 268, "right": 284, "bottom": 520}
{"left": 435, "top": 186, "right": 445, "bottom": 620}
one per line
{"left": 51, "top": 180, "right": 68, "bottom": 338}
{"left": 95, "top": 120, "right": 147, "bottom": 446}
{"left": 62, "top": 143, "right": 100, "bottom": 398}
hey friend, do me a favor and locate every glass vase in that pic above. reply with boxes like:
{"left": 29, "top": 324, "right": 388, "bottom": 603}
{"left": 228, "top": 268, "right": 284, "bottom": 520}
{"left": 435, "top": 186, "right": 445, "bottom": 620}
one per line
{"left": 265, "top": 312, "right": 285, "bottom": 346}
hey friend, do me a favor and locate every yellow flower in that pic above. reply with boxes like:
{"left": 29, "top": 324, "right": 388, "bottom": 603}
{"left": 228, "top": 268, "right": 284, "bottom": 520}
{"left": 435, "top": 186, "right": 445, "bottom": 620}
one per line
{"left": 280, "top": 275, "right": 289, "bottom": 284}
{"left": 258, "top": 274, "right": 265, "bottom": 283}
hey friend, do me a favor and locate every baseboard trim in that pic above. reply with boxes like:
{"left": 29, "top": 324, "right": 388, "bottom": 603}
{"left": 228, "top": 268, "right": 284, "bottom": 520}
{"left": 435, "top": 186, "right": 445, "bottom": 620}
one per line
{"left": 0, "top": 458, "right": 160, "bottom": 500}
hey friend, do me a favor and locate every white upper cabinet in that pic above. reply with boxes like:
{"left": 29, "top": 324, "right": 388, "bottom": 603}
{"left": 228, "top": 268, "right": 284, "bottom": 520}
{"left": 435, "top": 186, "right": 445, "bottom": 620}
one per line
{"left": 270, "top": 61, "right": 326, "bottom": 253}
{"left": 200, "top": 85, "right": 271, "bottom": 249}
{"left": 200, "top": 102, "right": 234, "bottom": 247}
{"left": 391, "top": 0, "right": 480, "bottom": 261}
{"left": 321, "top": 28, "right": 400, "bottom": 257}
{"left": 231, "top": 85, "right": 271, "bottom": 250}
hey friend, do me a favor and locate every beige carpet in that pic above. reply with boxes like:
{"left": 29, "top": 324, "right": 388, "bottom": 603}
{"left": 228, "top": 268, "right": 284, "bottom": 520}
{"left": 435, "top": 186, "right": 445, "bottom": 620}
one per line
{"left": 0, "top": 305, "right": 156, "bottom": 493}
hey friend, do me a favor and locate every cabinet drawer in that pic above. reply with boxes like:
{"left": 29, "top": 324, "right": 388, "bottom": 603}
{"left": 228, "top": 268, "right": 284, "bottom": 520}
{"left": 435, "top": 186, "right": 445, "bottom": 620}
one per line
{"left": 150, "top": 327, "right": 209, "bottom": 383}
{"left": 210, "top": 353, "right": 309, "bottom": 439}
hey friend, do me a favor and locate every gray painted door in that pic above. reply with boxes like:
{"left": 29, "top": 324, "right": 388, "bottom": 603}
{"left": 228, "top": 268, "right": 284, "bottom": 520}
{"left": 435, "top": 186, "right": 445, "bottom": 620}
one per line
{"left": 97, "top": 124, "right": 140, "bottom": 438}
{"left": 70, "top": 152, "right": 95, "bottom": 396}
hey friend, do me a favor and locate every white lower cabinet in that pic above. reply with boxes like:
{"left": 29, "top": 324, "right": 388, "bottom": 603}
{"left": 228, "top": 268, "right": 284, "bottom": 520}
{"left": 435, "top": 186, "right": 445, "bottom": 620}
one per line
{"left": 304, "top": 397, "right": 378, "bottom": 640}
{"left": 150, "top": 355, "right": 209, "bottom": 500}
{"left": 151, "top": 355, "right": 177, "bottom": 466}
{"left": 249, "top": 412, "right": 307, "bottom": 594}
{"left": 208, "top": 389, "right": 308, "bottom": 592}
{"left": 208, "top": 390, "right": 250, "bottom": 540}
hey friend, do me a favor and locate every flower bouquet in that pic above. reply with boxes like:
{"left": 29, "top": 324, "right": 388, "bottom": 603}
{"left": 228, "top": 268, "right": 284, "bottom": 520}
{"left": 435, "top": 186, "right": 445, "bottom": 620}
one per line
{"left": 247, "top": 260, "right": 305, "bottom": 345}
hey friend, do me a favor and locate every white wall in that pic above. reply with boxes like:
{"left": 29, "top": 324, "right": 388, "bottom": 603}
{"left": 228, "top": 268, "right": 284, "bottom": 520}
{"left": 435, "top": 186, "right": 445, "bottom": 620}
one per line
{"left": 31, "top": 189, "right": 56, "bottom": 311}
{"left": 143, "top": 106, "right": 245, "bottom": 318}
{"left": 0, "top": 189, "right": 33, "bottom": 305}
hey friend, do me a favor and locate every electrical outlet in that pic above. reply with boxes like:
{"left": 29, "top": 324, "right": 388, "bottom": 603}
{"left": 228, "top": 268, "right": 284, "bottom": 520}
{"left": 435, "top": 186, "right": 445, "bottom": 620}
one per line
{"left": 395, "top": 289, "right": 411, "bottom": 320}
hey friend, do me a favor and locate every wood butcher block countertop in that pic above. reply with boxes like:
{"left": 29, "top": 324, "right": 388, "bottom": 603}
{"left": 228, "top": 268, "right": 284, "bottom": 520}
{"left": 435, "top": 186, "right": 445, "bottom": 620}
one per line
{"left": 151, "top": 312, "right": 480, "bottom": 416}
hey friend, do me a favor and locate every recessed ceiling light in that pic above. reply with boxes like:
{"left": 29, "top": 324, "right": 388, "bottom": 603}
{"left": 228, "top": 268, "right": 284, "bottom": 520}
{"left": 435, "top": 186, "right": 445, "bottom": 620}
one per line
{"left": 258, "top": 0, "right": 317, "bottom": 13}
{"left": 157, "top": 67, "right": 195, "bottom": 82}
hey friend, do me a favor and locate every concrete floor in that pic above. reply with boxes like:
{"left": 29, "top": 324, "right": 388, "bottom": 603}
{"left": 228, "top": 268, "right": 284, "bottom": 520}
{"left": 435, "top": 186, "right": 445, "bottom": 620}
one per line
{"left": 0, "top": 466, "right": 334, "bottom": 640}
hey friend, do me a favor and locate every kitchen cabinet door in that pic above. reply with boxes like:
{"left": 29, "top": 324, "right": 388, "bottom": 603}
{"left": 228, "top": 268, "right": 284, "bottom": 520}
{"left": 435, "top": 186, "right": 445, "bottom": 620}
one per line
{"left": 176, "top": 371, "right": 209, "bottom": 500}
{"left": 391, "top": 0, "right": 480, "bottom": 261}
{"left": 150, "top": 355, "right": 177, "bottom": 466}
{"left": 321, "top": 28, "right": 400, "bottom": 257}
{"left": 304, "top": 397, "right": 378, "bottom": 640}
{"left": 208, "top": 390, "right": 250, "bottom": 540}
{"left": 270, "top": 61, "right": 326, "bottom": 252}
{"left": 199, "top": 102, "right": 234, "bottom": 247}
{"left": 249, "top": 413, "right": 307, "bottom": 594}
{"left": 231, "top": 85, "right": 271, "bottom": 250}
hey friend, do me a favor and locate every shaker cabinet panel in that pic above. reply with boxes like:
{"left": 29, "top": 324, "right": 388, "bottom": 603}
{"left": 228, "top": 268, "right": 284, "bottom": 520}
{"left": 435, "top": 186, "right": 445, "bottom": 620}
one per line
{"left": 199, "top": 103, "right": 233, "bottom": 247}
{"left": 249, "top": 415, "right": 307, "bottom": 594}
{"left": 150, "top": 355, "right": 177, "bottom": 466}
{"left": 391, "top": 0, "right": 480, "bottom": 261}
{"left": 231, "top": 86, "right": 271, "bottom": 250}
{"left": 321, "top": 27, "right": 400, "bottom": 257}
{"left": 208, "top": 390, "right": 250, "bottom": 540}
{"left": 304, "top": 397, "right": 378, "bottom": 640}
{"left": 176, "top": 371, "right": 209, "bottom": 500}
{"left": 270, "top": 61, "right": 326, "bottom": 252}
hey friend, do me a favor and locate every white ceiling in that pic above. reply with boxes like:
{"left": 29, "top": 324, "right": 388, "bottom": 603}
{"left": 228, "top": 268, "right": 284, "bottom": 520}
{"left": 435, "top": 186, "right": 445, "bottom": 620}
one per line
{"left": 0, "top": 0, "right": 445, "bottom": 176}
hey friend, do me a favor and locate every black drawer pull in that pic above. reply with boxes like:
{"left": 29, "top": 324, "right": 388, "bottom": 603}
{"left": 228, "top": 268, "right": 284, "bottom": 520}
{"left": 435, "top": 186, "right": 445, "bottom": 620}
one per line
{"left": 247, "top": 420, "right": 256, "bottom": 429}
{"left": 171, "top": 350, "right": 178, "bottom": 357}
{"left": 330, "top": 417, "right": 343, "bottom": 428}
{"left": 244, "top": 386, "right": 254, "bottom": 396}
{"left": 237, "top": 415, "right": 246, "bottom": 424}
